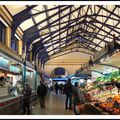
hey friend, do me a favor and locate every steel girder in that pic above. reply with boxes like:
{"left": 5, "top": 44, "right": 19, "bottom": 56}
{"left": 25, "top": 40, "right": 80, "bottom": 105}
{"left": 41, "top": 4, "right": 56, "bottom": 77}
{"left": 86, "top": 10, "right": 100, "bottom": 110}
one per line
{"left": 99, "top": 63, "right": 120, "bottom": 69}
{"left": 10, "top": 5, "right": 120, "bottom": 65}
{"left": 11, "top": 6, "right": 37, "bottom": 40}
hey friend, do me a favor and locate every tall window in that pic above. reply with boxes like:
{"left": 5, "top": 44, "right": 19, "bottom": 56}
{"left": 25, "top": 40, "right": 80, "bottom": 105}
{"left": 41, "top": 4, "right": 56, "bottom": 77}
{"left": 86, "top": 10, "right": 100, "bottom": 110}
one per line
{"left": 11, "top": 37, "right": 18, "bottom": 52}
{"left": 0, "top": 21, "right": 6, "bottom": 44}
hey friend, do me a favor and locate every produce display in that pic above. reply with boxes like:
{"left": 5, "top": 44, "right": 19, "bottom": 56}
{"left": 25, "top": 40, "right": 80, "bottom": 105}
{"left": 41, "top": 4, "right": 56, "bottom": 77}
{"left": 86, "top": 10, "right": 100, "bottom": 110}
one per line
{"left": 96, "top": 70, "right": 120, "bottom": 83}
{"left": 0, "top": 77, "right": 12, "bottom": 88}
{"left": 84, "top": 72, "right": 120, "bottom": 115}
{"left": 15, "top": 80, "right": 23, "bottom": 94}
{"left": 98, "top": 95, "right": 120, "bottom": 115}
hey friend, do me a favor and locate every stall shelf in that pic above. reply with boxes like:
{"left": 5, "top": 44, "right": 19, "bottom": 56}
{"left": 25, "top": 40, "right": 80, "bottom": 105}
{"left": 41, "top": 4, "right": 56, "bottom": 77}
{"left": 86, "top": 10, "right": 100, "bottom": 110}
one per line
{"left": 0, "top": 92, "right": 37, "bottom": 115}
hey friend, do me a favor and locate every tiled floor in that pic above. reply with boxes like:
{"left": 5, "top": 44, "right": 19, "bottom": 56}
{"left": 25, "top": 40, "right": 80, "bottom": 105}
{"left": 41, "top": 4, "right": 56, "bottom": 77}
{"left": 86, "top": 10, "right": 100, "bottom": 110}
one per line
{"left": 33, "top": 92, "right": 74, "bottom": 115}
{"left": 32, "top": 91, "right": 97, "bottom": 115}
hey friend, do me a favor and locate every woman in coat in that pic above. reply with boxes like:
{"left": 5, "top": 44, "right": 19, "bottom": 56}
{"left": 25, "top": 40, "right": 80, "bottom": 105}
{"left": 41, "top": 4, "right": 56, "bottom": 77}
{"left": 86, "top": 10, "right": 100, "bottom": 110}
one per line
{"left": 73, "top": 82, "right": 85, "bottom": 114}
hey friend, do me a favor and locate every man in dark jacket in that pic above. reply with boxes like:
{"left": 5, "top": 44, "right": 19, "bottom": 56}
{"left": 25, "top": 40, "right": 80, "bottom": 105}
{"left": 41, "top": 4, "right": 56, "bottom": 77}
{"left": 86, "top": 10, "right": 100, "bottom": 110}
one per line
{"left": 64, "top": 78, "right": 74, "bottom": 110}
{"left": 37, "top": 81, "right": 47, "bottom": 108}
{"left": 23, "top": 83, "right": 32, "bottom": 115}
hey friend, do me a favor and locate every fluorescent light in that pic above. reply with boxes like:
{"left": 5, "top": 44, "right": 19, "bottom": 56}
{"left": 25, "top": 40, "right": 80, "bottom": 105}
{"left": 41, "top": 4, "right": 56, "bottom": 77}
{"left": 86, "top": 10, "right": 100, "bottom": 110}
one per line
{"left": 87, "top": 79, "right": 92, "bottom": 83}
{"left": 116, "top": 49, "right": 119, "bottom": 52}
{"left": 80, "top": 79, "right": 84, "bottom": 83}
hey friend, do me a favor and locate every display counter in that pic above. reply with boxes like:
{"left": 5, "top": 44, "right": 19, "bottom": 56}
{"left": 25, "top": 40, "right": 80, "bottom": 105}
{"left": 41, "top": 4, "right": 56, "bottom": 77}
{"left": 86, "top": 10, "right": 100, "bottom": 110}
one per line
{"left": 88, "top": 103, "right": 109, "bottom": 115}
{"left": 0, "top": 92, "right": 37, "bottom": 115}
{"left": 0, "top": 88, "right": 8, "bottom": 97}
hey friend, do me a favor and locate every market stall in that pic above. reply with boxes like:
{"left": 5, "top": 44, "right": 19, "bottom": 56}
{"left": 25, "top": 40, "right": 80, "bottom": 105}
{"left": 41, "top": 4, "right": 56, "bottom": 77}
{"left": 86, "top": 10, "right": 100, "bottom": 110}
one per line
{"left": 84, "top": 68, "right": 120, "bottom": 115}
{"left": 0, "top": 51, "right": 38, "bottom": 114}
{"left": 0, "top": 92, "right": 37, "bottom": 115}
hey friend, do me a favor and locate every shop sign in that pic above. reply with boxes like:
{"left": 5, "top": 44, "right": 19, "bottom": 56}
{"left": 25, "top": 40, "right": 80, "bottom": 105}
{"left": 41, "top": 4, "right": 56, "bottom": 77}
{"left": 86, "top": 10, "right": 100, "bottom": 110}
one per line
{"left": 0, "top": 57, "right": 9, "bottom": 70}
{"left": 9, "top": 66, "right": 21, "bottom": 73}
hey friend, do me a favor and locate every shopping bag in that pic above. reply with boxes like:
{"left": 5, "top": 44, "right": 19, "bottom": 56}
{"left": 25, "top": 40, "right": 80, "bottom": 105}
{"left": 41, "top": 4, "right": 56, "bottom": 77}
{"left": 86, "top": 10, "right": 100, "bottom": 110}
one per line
{"left": 75, "top": 105, "right": 80, "bottom": 115}
{"left": 75, "top": 103, "right": 85, "bottom": 115}
{"left": 13, "top": 90, "right": 18, "bottom": 96}
{"left": 78, "top": 103, "right": 85, "bottom": 112}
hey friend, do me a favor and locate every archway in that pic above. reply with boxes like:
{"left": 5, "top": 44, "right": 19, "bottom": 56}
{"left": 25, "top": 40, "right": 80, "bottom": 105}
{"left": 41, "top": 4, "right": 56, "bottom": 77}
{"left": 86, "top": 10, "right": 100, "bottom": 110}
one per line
{"left": 51, "top": 67, "right": 69, "bottom": 78}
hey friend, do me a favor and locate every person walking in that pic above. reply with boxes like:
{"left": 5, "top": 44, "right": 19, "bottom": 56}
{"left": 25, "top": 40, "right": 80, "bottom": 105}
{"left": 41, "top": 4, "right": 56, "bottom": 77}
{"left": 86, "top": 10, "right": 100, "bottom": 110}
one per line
{"left": 37, "top": 80, "right": 47, "bottom": 108}
{"left": 54, "top": 82, "right": 59, "bottom": 95}
{"left": 22, "top": 83, "right": 32, "bottom": 115}
{"left": 64, "top": 78, "right": 74, "bottom": 110}
{"left": 73, "top": 82, "right": 85, "bottom": 115}
{"left": 59, "top": 83, "right": 63, "bottom": 94}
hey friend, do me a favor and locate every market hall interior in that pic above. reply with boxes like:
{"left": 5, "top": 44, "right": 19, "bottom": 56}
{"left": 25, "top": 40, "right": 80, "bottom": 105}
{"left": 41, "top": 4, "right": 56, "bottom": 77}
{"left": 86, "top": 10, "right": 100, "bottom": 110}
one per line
{"left": 0, "top": 4, "right": 120, "bottom": 116}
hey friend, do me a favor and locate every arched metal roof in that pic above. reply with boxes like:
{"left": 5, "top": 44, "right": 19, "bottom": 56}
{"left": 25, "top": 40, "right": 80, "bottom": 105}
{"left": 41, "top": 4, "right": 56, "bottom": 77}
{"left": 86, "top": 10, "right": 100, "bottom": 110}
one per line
{"left": 5, "top": 5, "right": 120, "bottom": 63}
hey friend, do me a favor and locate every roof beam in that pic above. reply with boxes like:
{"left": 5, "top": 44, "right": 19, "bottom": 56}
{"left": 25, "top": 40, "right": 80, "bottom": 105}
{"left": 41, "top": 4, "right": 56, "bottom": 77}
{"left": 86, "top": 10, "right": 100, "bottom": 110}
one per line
{"left": 85, "top": 5, "right": 102, "bottom": 49}
{"left": 86, "top": 19, "right": 114, "bottom": 40}
{"left": 24, "top": 15, "right": 86, "bottom": 48}
{"left": 89, "top": 14, "right": 120, "bottom": 36}
{"left": 50, "top": 50, "right": 93, "bottom": 61}
{"left": 97, "top": 5, "right": 120, "bottom": 19}
{"left": 77, "top": 35, "right": 102, "bottom": 48}
{"left": 66, "top": 6, "right": 72, "bottom": 44}
{"left": 32, "top": 6, "right": 71, "bottom": 29}
{"left": 44, "top": 5, "right": 55, "bottom": 53}
{"left": 90, "top": 6, "right": 119, "bottom": 49}
{"left": 50, "top": 47, "right": 94, "bottom": 57}
{"left": 99, "top": 63, "right": 120, "bottom": 69}
{"left": 77, "top": 25, "right": 110, "bottom": 44}
{"left": 11, "top": 5, "right": 37, "bottom": 40}
{"left": 49, "top": 40, "right": 95, "bottom": 56}
{"left": 32, "top": 5, "right": 65, "bottom": 16}
{"left": 43, "top": 25, "right": 99, "bottom": 52}
{"left": 58, "top": 7, "right": 61, "bottom": 50}
{"left": 37, "top": 6, "right": 85, "bottom": 33}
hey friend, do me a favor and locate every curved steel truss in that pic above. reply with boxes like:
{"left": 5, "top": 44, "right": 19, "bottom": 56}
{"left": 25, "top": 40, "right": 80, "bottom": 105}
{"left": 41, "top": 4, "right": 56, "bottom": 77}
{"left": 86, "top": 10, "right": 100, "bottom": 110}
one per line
{"left": 7, "top": 5, "right": 120, "bottom": 63}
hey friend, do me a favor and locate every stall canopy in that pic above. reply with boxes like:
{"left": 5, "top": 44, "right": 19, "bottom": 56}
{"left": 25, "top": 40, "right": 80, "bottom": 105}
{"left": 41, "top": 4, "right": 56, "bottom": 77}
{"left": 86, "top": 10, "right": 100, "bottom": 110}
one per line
{"left": 5, "top": 5, "right": 120, "bottom": 64}
{"left": 87, "top": 51, "right": 120, "bottom": 74}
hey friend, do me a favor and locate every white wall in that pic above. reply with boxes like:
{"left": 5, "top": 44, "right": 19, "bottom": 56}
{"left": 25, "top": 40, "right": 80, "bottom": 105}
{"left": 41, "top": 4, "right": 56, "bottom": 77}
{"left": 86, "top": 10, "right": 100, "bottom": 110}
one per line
{"left": 44, "top": 51, "right": 91, "bottom": 76}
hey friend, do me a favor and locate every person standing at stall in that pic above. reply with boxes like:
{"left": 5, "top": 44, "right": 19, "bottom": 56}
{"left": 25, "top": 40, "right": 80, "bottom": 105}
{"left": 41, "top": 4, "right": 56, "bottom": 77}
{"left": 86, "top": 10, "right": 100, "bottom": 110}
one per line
{"left": 73, "top": 82, "right": 85, "bottom": 115}
{"left": 37, "top": 80, "right": 47, "bottom": 108}
{"left": 64, "top": 78, "right": 74, "bottom": 110}
{"left": 23, "top": 83, "right": 32, "bottom": 115}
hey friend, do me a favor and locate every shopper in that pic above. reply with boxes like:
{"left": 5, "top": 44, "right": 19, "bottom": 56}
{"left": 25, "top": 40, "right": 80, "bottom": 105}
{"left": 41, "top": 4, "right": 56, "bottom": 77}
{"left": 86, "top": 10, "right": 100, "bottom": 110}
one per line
{"left": 54, "top": 82, "right": 59, "bottom": 95}
{"left": 73, "top": 82, "right": 85, "bottom": 115}
{"left": 8, "top": 82, "right": 13, "bottom": 94}
{"left": 64, "top": 78, "right": 74, "bottom": 110}
{"left": 37, "top": 80, "right": 47, "bottom": 108}
{"left": 22, "top": 83, "right": 32, "bottom": 115}
{"left": 59, "top": 83, "right": 63, "bottom": 94}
